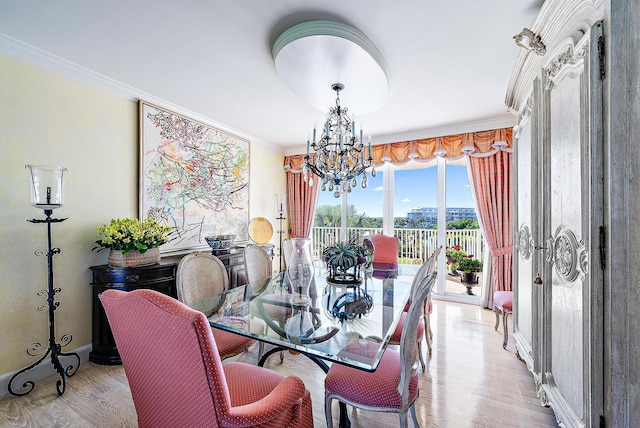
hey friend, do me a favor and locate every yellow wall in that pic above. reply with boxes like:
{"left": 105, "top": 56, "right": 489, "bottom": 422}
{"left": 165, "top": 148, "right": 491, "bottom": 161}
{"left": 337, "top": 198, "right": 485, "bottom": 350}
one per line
{"left": 0, "top": 55, "right": 286, "bottom": 375}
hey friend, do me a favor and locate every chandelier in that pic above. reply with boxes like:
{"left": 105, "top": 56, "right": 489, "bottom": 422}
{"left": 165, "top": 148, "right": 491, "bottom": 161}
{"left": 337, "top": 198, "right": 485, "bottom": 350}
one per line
{"left": 303, "top": 83, "right": 376, "bottom": 198}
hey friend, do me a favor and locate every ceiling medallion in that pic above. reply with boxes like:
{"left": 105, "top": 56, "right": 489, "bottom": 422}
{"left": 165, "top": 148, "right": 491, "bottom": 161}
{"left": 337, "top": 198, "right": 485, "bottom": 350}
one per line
{"left": 272, "top": 20, "right": 389, "bottom": 114}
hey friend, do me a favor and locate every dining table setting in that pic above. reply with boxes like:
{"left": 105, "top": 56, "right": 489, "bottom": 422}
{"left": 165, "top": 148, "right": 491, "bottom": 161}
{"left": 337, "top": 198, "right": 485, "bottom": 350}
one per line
{"left": 188, "top": 265, "right": 411, "bottom": 372}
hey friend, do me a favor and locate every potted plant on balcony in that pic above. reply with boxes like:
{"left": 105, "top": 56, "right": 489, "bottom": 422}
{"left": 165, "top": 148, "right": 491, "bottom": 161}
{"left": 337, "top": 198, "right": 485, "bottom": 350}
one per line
{"left": 457, "top": 257, "right": 483, "bottom": 295}
{"left": 445, "top": 245, "right": 467, "bottom": 276}
{"left": 322, "top": 240, "right": 373, "bottom": 285}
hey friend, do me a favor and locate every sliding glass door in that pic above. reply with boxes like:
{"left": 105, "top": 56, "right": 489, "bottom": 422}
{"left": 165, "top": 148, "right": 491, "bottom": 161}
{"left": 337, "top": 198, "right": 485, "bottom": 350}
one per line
{"left": 312, "top": 158, "right": 483, "bottom": 304}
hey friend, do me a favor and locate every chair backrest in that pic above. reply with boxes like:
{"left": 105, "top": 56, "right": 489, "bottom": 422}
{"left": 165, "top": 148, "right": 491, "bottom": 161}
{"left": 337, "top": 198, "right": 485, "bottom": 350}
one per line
{"left": 244, "top": 245, "right": 272, "bottom": 283}
{"left": 176, "top": 253, "right": 229, "bottom": 306}
{"left": 408, "top": 245, "right": 442, "bottom": 302}
{"left": 399, "top": 272, "right": 437, "bottom": 404}
{"left": 100, "top": 289, "right": 228, "bottom": 427}
{"left": 371, "top": 234, "right": 398, "bottom": 264}
{"left": 426, "top": 245, "right": 442, "bottom": 275}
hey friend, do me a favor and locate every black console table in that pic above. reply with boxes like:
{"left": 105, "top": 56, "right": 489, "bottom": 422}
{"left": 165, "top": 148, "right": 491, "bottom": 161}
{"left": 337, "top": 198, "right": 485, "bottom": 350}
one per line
{"left": 89, "top": 257, "right": 180, "bottom": 365}
{"left": 89, "top": 246, "right": 273, "bottom": 365}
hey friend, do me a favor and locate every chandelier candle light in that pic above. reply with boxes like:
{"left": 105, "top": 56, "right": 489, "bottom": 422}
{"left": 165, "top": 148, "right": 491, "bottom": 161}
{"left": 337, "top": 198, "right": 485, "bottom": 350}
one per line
{"left": 303, "top": 83, "right": 375, "bottom": 198}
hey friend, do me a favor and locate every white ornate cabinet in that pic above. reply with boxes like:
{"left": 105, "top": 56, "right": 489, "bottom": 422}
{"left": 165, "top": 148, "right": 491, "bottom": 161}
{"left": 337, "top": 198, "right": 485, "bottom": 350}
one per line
{"left": 507, "top": 1, "right": 605, "bottom": 426}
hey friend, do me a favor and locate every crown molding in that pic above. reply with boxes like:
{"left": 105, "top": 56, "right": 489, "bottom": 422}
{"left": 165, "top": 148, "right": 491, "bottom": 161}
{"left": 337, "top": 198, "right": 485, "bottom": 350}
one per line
{"left": 0, "top": 32, "right": 285, "bottom": 153}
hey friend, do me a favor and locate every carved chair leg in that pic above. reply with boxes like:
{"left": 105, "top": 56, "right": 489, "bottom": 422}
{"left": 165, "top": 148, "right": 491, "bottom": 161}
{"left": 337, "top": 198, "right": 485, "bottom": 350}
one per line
{"left": 425, "top": 315, "right": 433, "bottom": 355}
{"left": 423, "top": 300, "right": 433, "bottom": 355}
{"left": 502, "top": 310, "right": 510, "bottom": 350}
{"left": 494, "top": 305, "right": 500, "bottom": 331}
{"left": 325, "top": 394, "right": 334, "bottom": 428}
{"left": 410, "top": 404, "right": 419, "bottom": 428}
{"left": 418, "top": 340, "right": 426, "bottom": 371}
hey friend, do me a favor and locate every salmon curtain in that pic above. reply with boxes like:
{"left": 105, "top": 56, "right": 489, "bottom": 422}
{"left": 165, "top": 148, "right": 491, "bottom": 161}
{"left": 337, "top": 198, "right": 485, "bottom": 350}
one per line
{"left": 468, "top": 150, "right": 513, "bottom": 308}
{"left": 283, "top": 154, "right": 319, "bottom": 238}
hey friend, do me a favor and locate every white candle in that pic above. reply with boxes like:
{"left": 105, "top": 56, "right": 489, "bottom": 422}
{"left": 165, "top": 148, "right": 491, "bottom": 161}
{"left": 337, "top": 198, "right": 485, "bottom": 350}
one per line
{"left": 306, "top": 134, "right": 310, "bottom": 157}
{"left": 368, "top": 135, "right": 372, "bottom": 157}
{"left": 313, "top": 122, "right": 317, "bottom": 144}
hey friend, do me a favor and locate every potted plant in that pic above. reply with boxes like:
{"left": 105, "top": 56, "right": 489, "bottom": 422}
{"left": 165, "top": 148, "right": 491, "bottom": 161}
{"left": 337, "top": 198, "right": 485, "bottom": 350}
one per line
{"left": 93, "top": 217, "right": 173, "bottom": 267}
{"left": 445, "top": 245, "right": 467, "bottom": 275}
{"left": 457, "top": 257, "right": 483, "bottom": 295}
{"left": 322, "top": 239, "right": 373, "bottom": 285}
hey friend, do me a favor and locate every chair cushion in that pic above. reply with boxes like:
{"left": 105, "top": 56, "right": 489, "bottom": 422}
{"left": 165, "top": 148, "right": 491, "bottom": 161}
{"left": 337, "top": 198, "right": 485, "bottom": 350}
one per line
{"left": 494, "top": 291, "right": 513, "bottom": 312}
{"left": 212, "top": 328, "right": 254, "bottom": 359}
{"left": 224, "top": 362, "right": 314, "bottom": 427}
{"left": 390, "top": 312, "right": 424, "bottom": 344}
{"left": 325, "top": 347, "right": 419, "bottom": 409}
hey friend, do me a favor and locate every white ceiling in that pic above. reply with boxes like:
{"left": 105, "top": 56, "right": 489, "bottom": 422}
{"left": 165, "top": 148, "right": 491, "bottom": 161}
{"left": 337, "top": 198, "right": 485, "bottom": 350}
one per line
{"left": 0, "top": 1, "right": 541, "bottom": 154}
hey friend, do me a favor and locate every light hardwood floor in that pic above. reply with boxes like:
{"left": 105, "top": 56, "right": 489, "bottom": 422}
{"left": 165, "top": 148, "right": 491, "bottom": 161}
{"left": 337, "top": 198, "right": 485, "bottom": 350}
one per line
{"left": 0, "top": 300, "right": 558, "bottom": 427}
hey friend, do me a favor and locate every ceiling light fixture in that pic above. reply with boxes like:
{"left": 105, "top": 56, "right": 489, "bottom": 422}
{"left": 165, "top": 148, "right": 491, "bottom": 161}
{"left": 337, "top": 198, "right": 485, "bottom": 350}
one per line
{"left": 303, "top": 83, "right": 375, "bottom": 198}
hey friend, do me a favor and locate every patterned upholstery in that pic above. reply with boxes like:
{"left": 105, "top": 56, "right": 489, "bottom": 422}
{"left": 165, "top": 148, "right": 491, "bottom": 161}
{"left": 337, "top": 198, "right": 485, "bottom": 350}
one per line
{"left": 325, "top": 273, "right": 437, "bottom": 428}
{"left": 100, "top": 289, "right": 314, "bottom": 428}
{"left": 177, "top": 252, "right": 255, "bottom": 360}
{"left": 390, "top": 246, "right": 442, "bottom": 370}
{"left": 494, "top": 290, "right": 513, "bottom": 349}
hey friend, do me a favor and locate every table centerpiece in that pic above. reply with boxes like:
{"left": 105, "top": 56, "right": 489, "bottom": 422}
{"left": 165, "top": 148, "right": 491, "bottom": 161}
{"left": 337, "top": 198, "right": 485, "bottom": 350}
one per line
{"left": 322, "top": 240, "right": 373, "bottom": 286}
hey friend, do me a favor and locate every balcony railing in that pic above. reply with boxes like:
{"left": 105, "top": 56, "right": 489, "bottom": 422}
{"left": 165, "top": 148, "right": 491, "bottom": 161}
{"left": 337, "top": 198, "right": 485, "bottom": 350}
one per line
{"left": 310, "top": 227, "right": 485, "bottom": 263}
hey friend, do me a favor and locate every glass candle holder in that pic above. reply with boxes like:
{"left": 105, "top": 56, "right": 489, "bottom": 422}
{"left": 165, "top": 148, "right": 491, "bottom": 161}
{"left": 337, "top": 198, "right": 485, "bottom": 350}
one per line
{"left": 26, "top": 165, "right": 67, "bottom": 210}
{"left": 286, "top": 238, "right": 314, "bottom": 306}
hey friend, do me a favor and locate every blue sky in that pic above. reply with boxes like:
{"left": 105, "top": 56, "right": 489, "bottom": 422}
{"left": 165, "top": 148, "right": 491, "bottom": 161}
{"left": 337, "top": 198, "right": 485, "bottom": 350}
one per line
{"left": 317, "top": 164, "right": 474, "bottom": 218}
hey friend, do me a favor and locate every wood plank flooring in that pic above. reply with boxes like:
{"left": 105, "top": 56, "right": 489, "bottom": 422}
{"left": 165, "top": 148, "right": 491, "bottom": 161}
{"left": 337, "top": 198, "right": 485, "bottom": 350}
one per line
{"left": 0, "top": 300, "right": 558, "bottom": 427}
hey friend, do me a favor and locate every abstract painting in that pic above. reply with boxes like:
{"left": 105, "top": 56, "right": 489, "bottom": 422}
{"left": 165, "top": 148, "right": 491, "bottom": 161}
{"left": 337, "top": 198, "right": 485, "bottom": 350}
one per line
{"left": 139, "top": 101, "right": 250, "bottom": 253}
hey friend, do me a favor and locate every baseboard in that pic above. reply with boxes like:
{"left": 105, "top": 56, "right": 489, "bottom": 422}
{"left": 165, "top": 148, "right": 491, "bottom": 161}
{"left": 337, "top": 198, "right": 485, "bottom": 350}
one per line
{"left": 0, "top": 345, "right": 91, "bottom": 397}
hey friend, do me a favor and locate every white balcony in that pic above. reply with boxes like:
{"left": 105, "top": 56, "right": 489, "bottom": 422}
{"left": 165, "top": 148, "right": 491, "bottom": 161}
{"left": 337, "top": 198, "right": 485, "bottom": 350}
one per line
{"left": 310, "top": 226, "right": 485, "bottom": 299}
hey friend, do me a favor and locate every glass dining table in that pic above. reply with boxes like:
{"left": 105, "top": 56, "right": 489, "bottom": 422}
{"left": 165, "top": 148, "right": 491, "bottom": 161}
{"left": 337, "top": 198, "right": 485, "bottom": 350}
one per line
{"left": 187, "top": 266, "right": 411, "bottom": 427}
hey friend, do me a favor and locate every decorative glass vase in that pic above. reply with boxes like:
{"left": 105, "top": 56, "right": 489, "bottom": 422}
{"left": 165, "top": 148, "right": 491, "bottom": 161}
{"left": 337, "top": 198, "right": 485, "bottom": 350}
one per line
{"left": 107, "top": 247, "right": 161, "bottom": 268}
{"left": 285, "top": 238, "right": 314, "bottom": 306}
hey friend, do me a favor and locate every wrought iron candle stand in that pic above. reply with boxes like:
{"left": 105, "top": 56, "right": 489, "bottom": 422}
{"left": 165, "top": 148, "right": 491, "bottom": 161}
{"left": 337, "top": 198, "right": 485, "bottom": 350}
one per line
{"left": 11, "top": 164, "right": 79, "bottom": 396}
{"left": 8, "top": 209, "right": 80, "bottom": 396}
{"left": 276, "top": 209, "right": 286, "bottom": 272}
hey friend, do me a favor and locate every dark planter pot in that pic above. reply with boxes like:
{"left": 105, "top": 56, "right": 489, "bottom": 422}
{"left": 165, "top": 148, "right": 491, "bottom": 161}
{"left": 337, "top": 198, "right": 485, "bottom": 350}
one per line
{"left": 461, "top": 271, "right": 480, "bottom": 295}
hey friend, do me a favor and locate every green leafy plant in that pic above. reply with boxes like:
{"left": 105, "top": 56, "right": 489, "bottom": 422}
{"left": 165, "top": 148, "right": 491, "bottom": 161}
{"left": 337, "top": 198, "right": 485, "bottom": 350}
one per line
{"left": 93, "top": 218, "right": 173, "bottom": 254}
{"left": 456, "top": 257, "right": 483, "bottom": 273}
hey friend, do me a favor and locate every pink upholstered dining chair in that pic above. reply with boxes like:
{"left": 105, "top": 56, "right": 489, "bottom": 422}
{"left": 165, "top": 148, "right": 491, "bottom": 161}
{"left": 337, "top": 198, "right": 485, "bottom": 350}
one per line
{"left": 100, "top": 289, "right": 314, "bottom": 428}
{"left": 423, "top": 246, "right": 442, "bottom": 354}
{"left": 388, "top": 246, "right": 442, "bottom": 371}
{"left": 324, "top": 272, "right": 437, "bottom": 428}
{"left": 371, "top": 233, "right": 399, "bottom": 264}
{"left": 494, "top": 290, "right": 513, "bottom": 349}
{"left": 176, "top": 252, "right": 255, "bottom": 360}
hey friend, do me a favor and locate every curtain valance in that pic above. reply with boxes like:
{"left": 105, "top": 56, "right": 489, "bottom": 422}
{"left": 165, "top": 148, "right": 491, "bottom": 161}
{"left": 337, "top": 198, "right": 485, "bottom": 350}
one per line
{"left": 283, "top": 127, "right": 512, "bottom": 172}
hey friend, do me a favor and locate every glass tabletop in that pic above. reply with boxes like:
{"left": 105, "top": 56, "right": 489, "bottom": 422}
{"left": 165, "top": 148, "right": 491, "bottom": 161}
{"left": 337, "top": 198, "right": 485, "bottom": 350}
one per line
{"left": 188, "top": 268, "right": 412, "bottom": 372}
